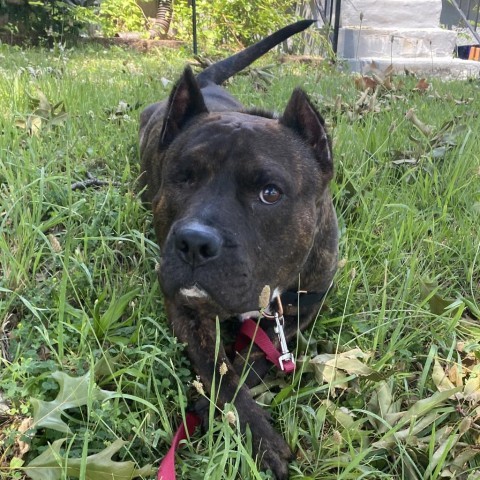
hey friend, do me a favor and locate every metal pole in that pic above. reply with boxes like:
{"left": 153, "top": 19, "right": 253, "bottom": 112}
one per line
{"left": 332, "top": 0, "right": 341, "bottom": 54}
{"left": 474, "top": 3, "right": 480, "bottom": 35}
{"left": 192, "top": 0, "right": 198, "bottom": 55}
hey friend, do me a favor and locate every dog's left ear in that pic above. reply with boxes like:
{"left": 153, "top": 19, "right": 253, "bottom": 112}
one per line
{"left": 161, "top": 66, "right": 209, "bottom": 147}
{"left": 280, "top": 88, "right": 333, "bottom": 180}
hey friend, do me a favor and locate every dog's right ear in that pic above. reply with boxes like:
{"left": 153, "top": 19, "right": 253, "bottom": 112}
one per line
{"left": 160, "top": 66, "right": 209, "bottom": 146}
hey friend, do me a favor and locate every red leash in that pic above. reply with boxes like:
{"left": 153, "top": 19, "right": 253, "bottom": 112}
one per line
{"left": 157, "top": 411, "right": 201, "bottom": 480}
{"left": 157, "top": 316, "right": 294, "bottom": 479}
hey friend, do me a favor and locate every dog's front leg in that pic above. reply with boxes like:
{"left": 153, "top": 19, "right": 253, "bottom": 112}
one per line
{"left": 165, "top": 300, "right": 293, "bottom": 480}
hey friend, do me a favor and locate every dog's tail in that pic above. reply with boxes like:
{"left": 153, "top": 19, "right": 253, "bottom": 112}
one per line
{"left": 196, "top": 19, "right": 315, "bottom": 88}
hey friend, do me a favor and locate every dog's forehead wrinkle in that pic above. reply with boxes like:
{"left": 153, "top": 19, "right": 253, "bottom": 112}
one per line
{"left": 194, "top": 112, "right": 279, "bottom": 137}
{"left": 177, "top": 128, "right": 298, "bottom": 178}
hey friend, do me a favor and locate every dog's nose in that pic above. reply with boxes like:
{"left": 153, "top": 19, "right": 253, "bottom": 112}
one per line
{"left": 174, "top": 223, "right": 222, "bottom": 266}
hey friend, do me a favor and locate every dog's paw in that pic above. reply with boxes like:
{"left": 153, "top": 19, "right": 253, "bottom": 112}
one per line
{"left": 260, "top": 437, "right": 292, "bottom": 479}
{"left": 194, "top": 397, "right": 292, "bottom": 479}
{"left": 252, "top": 417, "right": 293, "bottom": 480}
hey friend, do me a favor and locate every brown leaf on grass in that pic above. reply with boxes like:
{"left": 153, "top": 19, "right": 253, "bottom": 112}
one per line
{"left": 433, "top": 355, "right": 480, "bottom": 405}
{"left": 449, "top": 447, "right": 480, "bottom": 472}
{"left": 354, "top": 75, "right": 378, "bottom": 91}
{"left": 363, "top": 63, "right": 396, "bottom": 90}
{"left": 16, "top": 417, "right": 33, "bottom": 457}
{"left": 310, "top": 348, "right": 380, "bottom": 394}
{"left": 383, "top": 64, "right": 395, "bottom": 79}
{"left": 37, "top": 344, "right": 51, "bottom": 361}
{"left": 464, "top": 364, "right": 480, "bottom": 404}
{"left": 413, "top": 78, "right": 430, "bottom": 92}
{"left": 383, "top": 75, "right": 394, "bottom": 90}
{"left": 322, "top": 399, "right": 356, "bottom": 429}
{"left": 433, "top": 359, "right": 461, "bottom": 399}
{"left": 447, "top": 363, "right": 465, "bottom": 387}
{"left": 406, "top": 109, "right": 434, "bottom": 137}
{"left": 365, "top": 61, "right": 393, "bottom": 79}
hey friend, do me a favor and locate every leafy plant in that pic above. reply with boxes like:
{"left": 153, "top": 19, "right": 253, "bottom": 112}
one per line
{"left": 96, "top": 0, "right": 148, "bottom": 37}
{"left": 24, "top": 371, "right": 153, "bottom": 479}
{"left": 31, "top": 371, "right": 114, "bottom": 433}
{"left": 25, "top": 438, "right": 153, "bottom": 480}
{"left": 92, "top": 288, "right": 141, "bottom": 341}
{"left": 0, "top": 0, "right": 94, "bottom": 43}
{"left": 15, "top": 88, "right": 68, "bottom": 136}
{"left": 171, "top": 0, "right": 298, "bottom": 49}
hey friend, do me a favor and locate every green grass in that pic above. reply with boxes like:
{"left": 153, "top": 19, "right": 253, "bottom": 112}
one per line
{"left": 1, "top": 41, "right": 479, "bottom": 480}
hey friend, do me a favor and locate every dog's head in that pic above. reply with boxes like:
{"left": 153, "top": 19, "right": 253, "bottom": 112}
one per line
{"left": 148, "top": 67, "right": 338, "bottom": 316}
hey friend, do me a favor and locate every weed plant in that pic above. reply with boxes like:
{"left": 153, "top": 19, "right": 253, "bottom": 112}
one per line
{"left": 0, "top": 42, "right": 479, "bottom": 479}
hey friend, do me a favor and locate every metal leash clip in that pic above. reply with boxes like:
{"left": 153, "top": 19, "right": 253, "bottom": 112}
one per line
{"left": 273, "top": 297, "right": 295, "bottom": 371}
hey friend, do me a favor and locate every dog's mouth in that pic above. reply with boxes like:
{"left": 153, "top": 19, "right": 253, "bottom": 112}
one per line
{"left": 177, "top": 282, "right": 251, "bottom": 313}
{"left": 179, "top": 285, "right": 260, "bottom": 319}
{"left": 179, "top": 285, "right": 210, "bottom": 300}
{"left": 177, "top": 282, "right": 280, "bottom": 321}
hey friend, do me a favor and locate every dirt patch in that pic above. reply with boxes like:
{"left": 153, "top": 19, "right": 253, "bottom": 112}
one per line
{"left": 82, "top": 35, "right": 185, "bottom": 52}
{"left": 0, "top": 31, "right": 184, "bottom": 51}
{"left": 278, "top": 54, "right": 325, "bottom": 65}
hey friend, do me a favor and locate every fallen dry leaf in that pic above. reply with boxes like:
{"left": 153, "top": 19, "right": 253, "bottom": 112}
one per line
{"left": 310, "top": 348, "right": 378, "bottom": 393}
{"left": 406, "top": 109, "right": 433, "bottom": 137}
{"left": 354, "top": 75, "right": 379, "bottom": 91}
{"left": 16, "top": 417, "right": 33, "bottom": 457}
{"left": 463, "top": 364, "right": 480, "bottom": 404}
{"left": 414, "top": 78, "right": 430, "bottom": 92}
{"left": 447, "top": 363, "right": 465, "bottom": 387}
{"left": 433, "top": 356, "right": 480, "bottom": 405}
{"left": 433, "top": 359, "right": 460, "bottom": 399}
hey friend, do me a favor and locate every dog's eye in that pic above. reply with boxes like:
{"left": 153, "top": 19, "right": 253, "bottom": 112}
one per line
{"left": 259, "top": 184, "right": 282, "bottom": 204}
{"left": 175, "top": 169, "right": 195, "bottom": 186}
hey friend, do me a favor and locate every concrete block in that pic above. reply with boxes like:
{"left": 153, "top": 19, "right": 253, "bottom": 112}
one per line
{"left": 346, "top": 56, "right": 480, "bottom": 79}
{"left": 341, "top": 0, "right": 442, "bottom": 28}
{"left": 338, "top": 27, "right": 457, "bottom": 58}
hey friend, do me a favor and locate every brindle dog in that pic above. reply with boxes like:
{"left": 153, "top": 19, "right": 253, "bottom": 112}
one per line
{"left": 139, "top": 20, "right": 338, "bottom": 479}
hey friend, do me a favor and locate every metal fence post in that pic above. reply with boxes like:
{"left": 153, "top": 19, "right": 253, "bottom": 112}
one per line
{"left": 332, "top": 0, "right": 341, "bottom": 54}
{"left": 192, "top": 0, "right": 197, "bottom": 55}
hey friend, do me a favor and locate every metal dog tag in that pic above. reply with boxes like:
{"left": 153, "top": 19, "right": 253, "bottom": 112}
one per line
{"left": 274, "top": 312, "right": 295, "bottom": 370}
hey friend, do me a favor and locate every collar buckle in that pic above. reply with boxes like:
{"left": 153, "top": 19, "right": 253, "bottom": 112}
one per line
{"left": 273, "top": 297, "right": 295, "bottom": 371}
